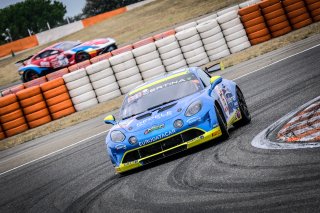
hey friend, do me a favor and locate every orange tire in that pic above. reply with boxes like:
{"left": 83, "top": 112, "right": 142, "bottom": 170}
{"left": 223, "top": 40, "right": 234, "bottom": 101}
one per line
{"left": 23, "top": 76, "right": 47, "bottom": 88}
{"left": 1, "top": 89, "right": 12, "bottom": 97}
{"left": 49, "top": 99, "right": 73, "bottom": 113}
{"left": 264, "top": 8, "right": 286, "bottom": 20}
{"left": 90, "top": 53, "right": 112, "bottom": 64}
{"left": 43, "top": 85, "right": 68, "bottom": 100}
{"left": 0, "top": 109, "right": 23, "bottom": 123}
{"left": 245, "top": 23, "right": 268, "bottom": 34}
{"left": 153, "top": 30, "right": 176, "bottom": 41}
{"left": 262, "top": 2, "right": 282, "bottom": 14}
{"left": 285, "top": 1, "right": 306, "bottom": 13}
{"left": 51, "top": 106, "right": 75, "bottom": 120}
{"left": 311, "top": 7, "right": 320, "bottom": 17}
{"left": 293, "top": 18, "right": 313, "bottom": 29}
{"left": 250, "top": 34, "right": 272, "bottom": 45}
{"left": 248, "top": 28, "right": 270, "bottom": 40}
{"left": 16, "top": 86, "right": 41, "bottom": 100}
{"left": 0, "top": 132, "right": 5, "bottom": 140}
{"left": 308, "top": 1, "right": 320, "bottom": 11}
{"left": 287, "top": 7, "right": 308, "bottom": 19}
{"left": 0, "top": 94, "right": 17, "bottom": 107}
{"left": 25, "top": 108, "right": 50, "bottom": 122}
{"left": 19, "top": 94, "right": 44, "bottom": 108}
{"left": 282, "top": 0, "right": 303, "bottom": 7}
{"left": 2, "top": 117, "right": 26, "bottom": 131}
{"left": 23, "top": 101, "right": 47, "bottom": 115}
{"left": 46, "top": 93, "right": 70, "bottom": 106}
{"left": 271, "top": 26, "right": 292, "bottom": 37}
{"left": 28, "top": 115, "right": 51, "bottom": 129}
{"left": 68, "top": 60, "right": 91, "bottom": 72}
{"left": 269, "top": 20, "right": 290, "bottom": 32}
{"left": 305, "top": 0, "right": 318, "bottom": 4}
{"left": 239, "top": 4, "right": 260, "bottom": 16}
{"left": 4, "top": 84, "right": 25, "bottom": 95}
{"left": 266, "top": 15, "right": 287, "bottom": 26}
{"left": 0, "top": 102, "right": 20, "bottom": 116}
{"left": 241, "top": 11, "right": 262, "bottom": 22}
{"left": 5, "top": 124, "right": 28, "bottom": 137}
{"left": 259, "top": 0, "right": 280, "bottom": 9}
{"left": 313, "top": 14, "right": 320, "bottom": 21}
{"left": 133, "top": 37, "right": 154, "bottom": 49}
{"left": 46, "top": 68, "right": 69, "bottom": 81}
{"left": 111, "top": 45, "right": 133, "bottom": 56}
{"left": 243, "top": 16, "right": 265, "bottom": 28}
{"left": 40, "top": 78, "right": 65, "bottom": 92}
{"left": 290, "top": 13, "right": 310, "bottom": 24}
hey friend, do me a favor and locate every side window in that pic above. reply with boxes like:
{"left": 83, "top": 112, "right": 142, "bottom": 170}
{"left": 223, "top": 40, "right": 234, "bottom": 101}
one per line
{"left": 196, "top": 68, "right": 211, "bottom": 87}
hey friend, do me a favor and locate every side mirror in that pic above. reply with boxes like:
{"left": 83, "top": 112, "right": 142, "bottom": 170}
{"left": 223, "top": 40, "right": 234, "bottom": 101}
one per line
{"left": 209, "top": 76, "right": 222, "bottom": 94}
{"left": 104, "top": 115, "right": 117, "bottom": 125}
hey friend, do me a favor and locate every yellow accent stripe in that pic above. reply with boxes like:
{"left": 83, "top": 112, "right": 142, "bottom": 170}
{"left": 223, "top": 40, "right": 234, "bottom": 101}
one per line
{"left": 210, "top": 75, "right": 222, "bottom": 84}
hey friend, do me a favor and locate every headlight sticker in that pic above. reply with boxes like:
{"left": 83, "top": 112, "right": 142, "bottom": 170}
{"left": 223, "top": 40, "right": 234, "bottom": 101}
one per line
{"left": 144, "top": 124, "right": 165, "bottom": 135}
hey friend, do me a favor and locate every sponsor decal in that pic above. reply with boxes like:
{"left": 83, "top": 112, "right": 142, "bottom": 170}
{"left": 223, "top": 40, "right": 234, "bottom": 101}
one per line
{"left": 144, "top": 124, "right": 165, "bottom": 135}
{"left": 123, "top": 160, "right": 139, "bottom": 166}
{"left": 137, "top": 111, "right": 173, "bottom": 127}
{"left": 139, "top": 129, "right": 176, "bottom": 146}
{"left": 115, "top": 144, "right": 126, "bottom": 150}
{"left": 187, "top": 117, "right": 201, "bottom": 125}
{"left": 188, "top": 135, "right": 204, "bottom": 143}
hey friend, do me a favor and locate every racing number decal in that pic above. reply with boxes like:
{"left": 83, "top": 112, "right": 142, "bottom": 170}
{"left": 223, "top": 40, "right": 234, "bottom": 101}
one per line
{"left": 215, "top": 85, "right": 230, "bottom": 117}
{"left": 214, "top": 84, "right": 237, "bottom": 118}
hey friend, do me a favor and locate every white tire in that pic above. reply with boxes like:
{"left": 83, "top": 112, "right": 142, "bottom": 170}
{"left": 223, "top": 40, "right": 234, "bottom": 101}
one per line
{"left": 175, "top": 27, "right": 198, "bottom": 41}
{"left": 165, "top": 60, "right": 187, "bottom": 72}
{"left": 97, "top": 90, "right": 122, "bottom": 103}
{"left": 74, "top": 98, "right": 98, "bottom": 111}
{"left": 162, "top": 54, "right": 184, "bottom": 67}
{"left": 65, "top": 76, "right": 90, "bottom": 90}
{"left": 69, "top": 83, "right": 93, "bottom": 98}
{"left": 120, "top": 81, "right": 144, "bottom": 94}
{"left": 135, "top": 51, "right": 160, "bottom": 64}
{"left": 206, "top": 44, "right": 229, "bottom": 56}
{"left": 132, "top": 43, "right": 157, "bottom": 57}
{"left": 95, "top": 82, "right": 119, "bottom": 97}
{"left": 220, "top": 18, "right": 241, "bottom": 31}
{"left": 223, "top": 24, "right": 244, "bottom": 36}
{"left": 239, "top": 1, "right": 253, "bottom": 8}
{"left": 160, "top": 48, "right": 182, "bottom": 60}
{"left": 186, "top": 52, "right": 208, "bottom": 65}
{"left": 63, "top": 68, "right": 86, "bottom": 83}
{"left": 115, "top": 66, "right": 140, "bottom": 80}
{"left": 178, "top": 34, "right": 201, "bottom": 46}
{"left": 89, "top": 68, "right": 113, "bottom": 82}
{"left": 230, "top": 41, "right": 251, "bottom": 54}
{"left": 202, "top": 32, "right": 224, "bottom": 46}
{"left": 217, "top": 5, "right": 239, "bottom": 17}
{"left": 209, "top": 49, "right": 230, "bottom": 61}
{"left": 138, "top": 58, "right": 162, "bottom": 72}
{"left": 225, "top": 29, "right": 247, "bottom": 42}
{"left": 109, "top": 51, "right": 133, "bottom": 66}
{"left": 155, "top": 35, "right": 176, "bottom": 48}
{"left": 217, "top": 10, "right": 238, "bottom": 24}
{"left": 181, "top": 40, "right": 203, "bottom": 53}
{"left": 197, "top": 19, "right": 219, "bottom": 33}
{"left": 118, "top": 73, "right": 142, "bottom": 87}
{"left": 158, "top": 41, "right": 180, "bottom": 55}
{"left": 199, "top": 26, "right": 222, "bottom": 39}
{"left": 175, "top": 22, "right": 197, "bottom": 32}
{"left": 196, "top": 14, "right": 218, "bottom": 24}
{"left": 92, "top": 75, "right": 116, "bottom": 90}
{"left": 112, "top": 59, "right": 137, "bottom": 73}
{"left": 141, "top": 65, "right": 166, "bottom": 79}
{"left": 227, "top": 36, "right": 249, "bottom": 49}
{"left": 86, "top": 60, "right": 110, "bottom": 75}
{"left": 71, "top": 90, "right": 96, "bottom": 105}
{"left": 188, "top": 57, "right": 209, "bottom": 67}
{"left": 183, "top": 46, "right": 206, "bottom": 59}
{"left": 204, "top": 39, "right": 226, "bottom": 51}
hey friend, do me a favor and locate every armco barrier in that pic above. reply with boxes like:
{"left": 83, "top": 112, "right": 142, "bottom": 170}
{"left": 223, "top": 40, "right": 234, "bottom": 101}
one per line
{"left": 0, "top": 35, "right": 38, "bottom": 58}
{"left": 82, "top": 7, "right": 127, "bottom": 27}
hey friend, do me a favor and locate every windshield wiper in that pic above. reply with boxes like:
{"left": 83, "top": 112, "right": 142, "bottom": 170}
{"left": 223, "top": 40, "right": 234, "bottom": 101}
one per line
{"left": 147, "top": 99, "right": 177, "bottom": 111}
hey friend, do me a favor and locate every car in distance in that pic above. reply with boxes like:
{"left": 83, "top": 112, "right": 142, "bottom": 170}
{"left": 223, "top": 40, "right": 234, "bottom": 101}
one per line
{"left": 104, "top": 67, "right": 251, "bottom": 173}
{"left": 16, "top": 38, "right": 117, "bottom": 82}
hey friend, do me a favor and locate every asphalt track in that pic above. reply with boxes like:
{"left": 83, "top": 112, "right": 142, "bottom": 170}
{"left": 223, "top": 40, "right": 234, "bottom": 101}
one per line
{"left": 0, "top": 35, "right": 320, "bottom": 212}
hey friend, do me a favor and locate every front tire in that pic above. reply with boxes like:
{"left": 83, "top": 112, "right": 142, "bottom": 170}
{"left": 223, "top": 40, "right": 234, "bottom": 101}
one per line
{"left": 234, "top": 87, "right": 251, "bottom": 127}
{"left": 23, "top": 70, "right": 40, "bottom": 82}
{"left": 215, "top": 104, "right": 229, "bottom": 141}
{"left": 75, "top": 51, "right": 90, "bottom": 63}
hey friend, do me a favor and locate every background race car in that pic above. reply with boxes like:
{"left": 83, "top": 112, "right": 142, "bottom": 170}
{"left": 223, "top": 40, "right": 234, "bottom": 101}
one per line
{"left": 16, "top": 38, "right": 117, "bottom": 82}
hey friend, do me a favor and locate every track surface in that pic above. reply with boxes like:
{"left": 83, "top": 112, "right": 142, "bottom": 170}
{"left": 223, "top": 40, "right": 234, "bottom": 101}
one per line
{"left": 1, "top": 37, "right": 320, "bottom": 212}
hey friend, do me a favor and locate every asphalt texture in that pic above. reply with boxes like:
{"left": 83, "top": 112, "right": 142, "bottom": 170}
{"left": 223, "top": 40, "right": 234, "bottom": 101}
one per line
{"left": 1, "top": 35, "right": 320, "bottom": 212}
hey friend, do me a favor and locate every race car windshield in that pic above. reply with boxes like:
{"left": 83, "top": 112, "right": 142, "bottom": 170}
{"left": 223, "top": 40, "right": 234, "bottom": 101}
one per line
{"left": 54, "top": 41, "right": 82, "bottom": 51}
{"left": 120, "top": 73, "right": 202, "bottom": 119}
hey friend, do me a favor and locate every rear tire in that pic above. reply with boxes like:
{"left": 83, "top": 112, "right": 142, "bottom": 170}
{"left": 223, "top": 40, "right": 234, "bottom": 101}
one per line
{"left": 23, "top": 70, "right": 40, "bottom": 82}
{"left": 234, "top": 87, "right": 251, "bottom": 127}
{"left": 215, "top": 104, "right": 229, "bottom": 141}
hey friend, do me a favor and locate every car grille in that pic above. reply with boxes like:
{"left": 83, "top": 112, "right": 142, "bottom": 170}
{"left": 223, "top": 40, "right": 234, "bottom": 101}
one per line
{"left": 122, "top": 129, "right": 204, "bottom": 164}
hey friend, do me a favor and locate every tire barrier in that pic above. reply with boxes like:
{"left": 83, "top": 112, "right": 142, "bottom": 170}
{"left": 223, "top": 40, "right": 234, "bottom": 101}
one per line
{"left": 176, "top": 27, "right": 209, "bottom": 67}
{"left": 23, "top": 76, "right": 47, "bottom": 88}
{"left": 132, "top": 38, "right": 166, "bottom": 82}
{"left": 305, "top": 0, "right": 320, "bottom": 22}
{"left": 239, "top": 0, "right": 262, "bottom": 8}
{"left": 68, "top": 60, "right": 91, "bottom": 72}
{"left": 1, "top": 84, "right": 25, "bottom": 97}
{"left": 46, "top": 68, "right": 69, "bottom": 81}
{"left": 111, "top": 45, "right": 133, "bottom": 56}
{"left": 217, "top": 10, "right": 251, "bottom": 53}
{"left": 0, "top": 94, "right": 28, "bottom": 137}
{"left": 196, "top": 14, "right": 218, "bottom": 24}
{"left": 283, "top": 0, "right": 312, "bottom": 29}
{"left": 175, "top": 22, "right": 198, "bottom": 32}
{"left": 197, "top": 19, "right": 230, "bottom": 61}
{"left": 40, "top": 78, "right": 75, "bottom": 120}
{"left": 90, "top": 52, "right": 112, "bottom": 64}
{"left": 63, "top": 68, "right": 98, "bottom": 111}
{"left": 16, "top": 86, "right": 52, "bottom": 129}
{"left": 86, "top": 59, "right": 121, "bottom": 103}
{"left": 0, "top": 124, "right": 5, "bottom": 140}
{"left": 217, "top": 5, "right": 240, "bottom": 16}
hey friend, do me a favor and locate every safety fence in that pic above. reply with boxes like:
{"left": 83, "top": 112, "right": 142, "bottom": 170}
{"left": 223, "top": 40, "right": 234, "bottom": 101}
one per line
{"left": 0, "top": 0, "right": 319, "bottom": 140}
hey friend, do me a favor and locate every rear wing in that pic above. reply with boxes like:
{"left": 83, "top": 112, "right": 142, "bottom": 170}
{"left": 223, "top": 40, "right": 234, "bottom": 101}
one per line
{"left": 15, "top": 55, "right": 33, "bottom": 67}
{"left": 204, "top": 62, "right": 225, "bottom": 73}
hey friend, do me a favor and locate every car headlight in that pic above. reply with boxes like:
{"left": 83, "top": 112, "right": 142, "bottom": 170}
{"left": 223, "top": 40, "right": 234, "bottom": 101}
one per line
{"left": 174, "top": 119, "right": 184, "bottom": 128}
{"left": 128, "top": 136, "right": 138, "bottom": 145}
{"left": 110, "top": 130, "right": 125, "bottom": 143}
{"left": 185, "top": 101, "right": 202, "bottom": 117}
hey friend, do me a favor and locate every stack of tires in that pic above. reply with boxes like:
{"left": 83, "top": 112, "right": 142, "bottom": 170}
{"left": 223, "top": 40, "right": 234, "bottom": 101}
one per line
{"left": 90, "top": 52, "right": 112, "bottom": 64}
{"left": 260, "top": 0, "right": 292, "bottom": 38}
{"left": 196, "top": 14, "right": 217, "bottom": 24}
{"left": 239, "top": 4, "right": 271, "bottom": 45}
{"left": 0, "top": 125, "right": 5, "bottom": 140}
{"left": 23, "top": 77, "right": 47, "bottom": 88}
{"left": 196, "top": 19, "right": 230, "bottom": 61}
{"left": 283, "top": 0, "right": 312, "bottom": 30}
{"left": 68, "top": 60, "right": 91, "bottom": 72}
{"left": 175, "top": 27, "right": 209, "bottom": 67}
{"left": 0, "top": 94, "right": 28, "bottom": 137}
{"left": 175, "top": 22, "right": 197, "bottom": 32}
{"left": 132, "top": 38, "right": 165, "bottom": 82}
{"left": 305, "top": 0, "right": 320, "bottom": 22}
{"left": 217, "top": 5, "right": 240, "bottom": 16}
{"left": 86, "top": 59, "right": 121, "bottom": 103}
{"left": 40, "top": 78, "right": 75, "bottom": 120}
{"left": 109, "top": 51, "right": 143, "bottom": 94}
{"left": 46, "top": 68, "right": 69, "bottom": 81}
{"left": 239, "top": 0, "right": 262, "bottom": 9}
{"left": 63, "top": 68, "right": 98, "bottom": 111}
{"left": 17, "top": 86, "right": 51, "bottom": 129}
{"left": 1, "top": 84, "right": 25, "bottom": 97}
{"left": 154, "top": 31, "right": 187, "bottom": 72}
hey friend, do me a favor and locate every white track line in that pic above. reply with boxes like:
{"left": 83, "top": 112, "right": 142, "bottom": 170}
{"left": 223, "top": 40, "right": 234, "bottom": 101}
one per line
{"left": 1, "top": 42, "right": 320, "bottom": 177}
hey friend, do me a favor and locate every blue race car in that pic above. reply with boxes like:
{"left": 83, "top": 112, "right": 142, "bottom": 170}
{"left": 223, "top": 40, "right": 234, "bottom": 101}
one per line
{"left": 104, "top": 67, "right": 251, "bottom": 173}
